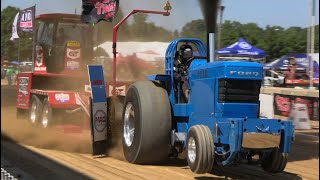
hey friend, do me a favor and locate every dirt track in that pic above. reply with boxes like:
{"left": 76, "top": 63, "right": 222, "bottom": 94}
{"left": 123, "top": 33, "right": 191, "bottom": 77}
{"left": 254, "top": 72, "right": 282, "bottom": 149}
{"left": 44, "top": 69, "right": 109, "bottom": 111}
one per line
{"left": 1, "top": 83, "right": 319, "bottom": 179}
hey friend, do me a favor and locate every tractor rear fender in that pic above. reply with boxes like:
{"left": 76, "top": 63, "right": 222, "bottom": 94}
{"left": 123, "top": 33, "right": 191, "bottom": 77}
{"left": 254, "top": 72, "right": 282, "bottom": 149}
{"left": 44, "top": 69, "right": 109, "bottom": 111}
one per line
{"left": 146, "top": 74, "right": 172, "bottom": 93}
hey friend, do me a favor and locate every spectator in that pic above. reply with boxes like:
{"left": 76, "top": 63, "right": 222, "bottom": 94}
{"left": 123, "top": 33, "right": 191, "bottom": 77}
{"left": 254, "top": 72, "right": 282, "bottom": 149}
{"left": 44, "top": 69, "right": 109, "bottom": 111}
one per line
{"left": 6, "top": 67, "right": 14, "bottom": 86}
{"left": 285, "top": 56, "right": 297, "bottom": 80}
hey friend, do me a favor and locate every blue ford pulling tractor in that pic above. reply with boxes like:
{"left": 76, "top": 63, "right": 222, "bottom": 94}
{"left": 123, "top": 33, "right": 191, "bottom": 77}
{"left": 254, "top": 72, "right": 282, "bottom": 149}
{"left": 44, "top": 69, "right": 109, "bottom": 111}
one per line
{"left": 87, "top": 0, "right": 294, "bottom": 174}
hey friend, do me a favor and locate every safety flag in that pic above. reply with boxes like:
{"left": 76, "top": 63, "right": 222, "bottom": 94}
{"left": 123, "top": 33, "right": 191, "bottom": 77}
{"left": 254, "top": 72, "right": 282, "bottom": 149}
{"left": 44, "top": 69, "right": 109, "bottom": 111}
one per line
{"left": 18, "top": 6, "right": 35, "bottom": 33}
{"left": 81, "top": 0, "right": 119, "bottom": 24}
{"left": 10, "top": 12, "right": 20, "bottom": 41}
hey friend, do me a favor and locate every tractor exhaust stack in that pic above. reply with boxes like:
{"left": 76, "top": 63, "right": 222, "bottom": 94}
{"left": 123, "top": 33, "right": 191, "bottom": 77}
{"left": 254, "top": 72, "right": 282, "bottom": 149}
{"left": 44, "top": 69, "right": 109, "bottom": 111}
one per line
{"left": 198, "top": 0, "right": 220, "bottom": 62}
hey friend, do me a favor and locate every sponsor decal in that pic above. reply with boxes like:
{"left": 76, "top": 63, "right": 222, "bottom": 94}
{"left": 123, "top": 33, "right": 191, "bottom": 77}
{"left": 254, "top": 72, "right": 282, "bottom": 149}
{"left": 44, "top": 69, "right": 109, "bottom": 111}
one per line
{"left": 238, "top": 42, "right": 252, "bottom": 49}
{"left": 66, "top": 60, "right": 80, "bottom": 70}
{"left": 67, "top": 48, "right": 81, "bottom": 59}
{"left": 94, "top": 110, "right": 107, "bottom": 132}
{"left": 34, "top": 67, "right": 47, "bottom": 71}
{"left": 109, "top": 85, "right": 126, "bottom": 96}
{"left": 85, "top": 85, "right": 92, "bottom": 92}
{"left": 18, "top": 77, "right": 29, "bottom": 96}
{"left": 36, "top": 46, "right": 44, "bottom": 67}
{"left": 67, "top": 41, "right": 81, "bottom": 47}
{"left": 92, "top": 80, "right": 103, "bottom": 86}
{"left": 230, "top": 71, "right": 259, "bottom": 76}
{"left": 55, "top": 93, "right": 70, "bottom": 103}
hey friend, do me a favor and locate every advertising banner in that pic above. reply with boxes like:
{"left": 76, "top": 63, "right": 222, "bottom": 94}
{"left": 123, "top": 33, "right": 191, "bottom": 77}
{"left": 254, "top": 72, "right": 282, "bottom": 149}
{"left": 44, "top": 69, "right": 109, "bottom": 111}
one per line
{"left": 18, "top": 6, "right": 35, "bottom": 33}
{"left": 10, "top": 12, "right": 20, "bottom": 41}
{"left": 81, "top": 0, "right": 119, "bottom": 24}
{"left": 288, "top": 104, "right": 311, "bottom": 129}
{"left": 274, "top": 93, "right": 319, "bottom": 120}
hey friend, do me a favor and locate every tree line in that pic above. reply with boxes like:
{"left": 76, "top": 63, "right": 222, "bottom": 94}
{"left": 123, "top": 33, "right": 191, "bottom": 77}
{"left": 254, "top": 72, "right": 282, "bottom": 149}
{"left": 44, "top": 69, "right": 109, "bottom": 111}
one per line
{"left": 1, "top": 6, "right": 319, "bottom": 63}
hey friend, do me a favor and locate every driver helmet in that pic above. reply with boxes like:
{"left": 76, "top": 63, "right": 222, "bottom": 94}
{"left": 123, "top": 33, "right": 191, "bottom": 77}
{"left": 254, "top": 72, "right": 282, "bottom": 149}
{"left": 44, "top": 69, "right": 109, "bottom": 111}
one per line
{"left": 179, "top": 44, "right": 193, "bottom": 63}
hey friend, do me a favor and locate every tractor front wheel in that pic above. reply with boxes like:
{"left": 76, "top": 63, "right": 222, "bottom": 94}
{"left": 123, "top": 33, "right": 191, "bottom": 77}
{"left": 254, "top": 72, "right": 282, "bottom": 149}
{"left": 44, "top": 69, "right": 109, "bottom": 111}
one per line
{"left": 261, "top": 149, "right": 288, "bottom": 173}
{"left": 186, "top": 125, "right": 215, "bottom": 174}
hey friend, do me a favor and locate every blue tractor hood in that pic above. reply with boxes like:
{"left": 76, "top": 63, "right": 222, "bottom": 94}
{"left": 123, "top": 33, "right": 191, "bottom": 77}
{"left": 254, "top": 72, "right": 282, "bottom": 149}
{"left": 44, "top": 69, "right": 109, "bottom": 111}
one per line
{"left": 189, "top": 61, "right": 263, "bottom": 80}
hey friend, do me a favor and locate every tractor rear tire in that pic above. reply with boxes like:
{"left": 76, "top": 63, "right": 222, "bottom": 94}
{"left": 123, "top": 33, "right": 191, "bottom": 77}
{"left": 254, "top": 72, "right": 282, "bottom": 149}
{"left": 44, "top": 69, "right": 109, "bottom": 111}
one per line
{"left": 29, "top": 95, "right": 43, "bottom": 126}
{"left": 261, "top": 149, "right": 288, "bottom": 173}
{"left": 41, "top": 98, "right": 55, "bottom": 128}
{"left": 108, "top": 96, "right": 125, "bottom": 146}
{"left": 186, "top": 125, "right": 214, "bottom": 174}
{"left": 122, "top": 81, "right": 171, "bottom": 164}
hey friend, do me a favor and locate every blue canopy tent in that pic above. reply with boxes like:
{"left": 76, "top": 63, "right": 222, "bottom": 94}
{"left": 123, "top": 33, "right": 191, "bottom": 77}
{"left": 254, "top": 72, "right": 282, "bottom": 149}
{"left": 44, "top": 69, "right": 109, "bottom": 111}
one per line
{"left": 10, "top": 61, "right": 21, "bottom": 65}
{"left": 217, "top": 38, "right": 266, "bottom": 58}
{"left": 263, "top": 54, "right": 306, "bottom": 71}
{"left": 314, "top": 63, "right": 319, "bottom": 78}
{"left": 264, "top": 54, "right": 319, "bottom": 78}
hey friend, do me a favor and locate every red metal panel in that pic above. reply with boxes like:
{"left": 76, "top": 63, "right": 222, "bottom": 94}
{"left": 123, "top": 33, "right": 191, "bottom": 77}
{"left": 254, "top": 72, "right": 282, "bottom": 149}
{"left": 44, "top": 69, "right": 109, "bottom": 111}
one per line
{"left": 47, "top": 92, "right": 78, "bottom": 108}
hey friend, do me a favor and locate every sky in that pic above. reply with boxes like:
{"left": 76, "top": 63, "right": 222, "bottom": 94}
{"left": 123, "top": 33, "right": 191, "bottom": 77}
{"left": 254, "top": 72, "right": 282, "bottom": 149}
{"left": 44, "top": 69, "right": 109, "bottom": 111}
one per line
{"left": 1, "top": 0, "right": 319, "bottom": 31}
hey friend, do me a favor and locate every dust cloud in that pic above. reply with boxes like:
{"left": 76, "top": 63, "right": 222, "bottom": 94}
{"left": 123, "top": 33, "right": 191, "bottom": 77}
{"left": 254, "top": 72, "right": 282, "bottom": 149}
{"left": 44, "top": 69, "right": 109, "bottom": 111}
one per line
{"left": 1, "top": 106, "right": 92, "bottom": 154}
{"left": 1, "top": 85, "right": 125, "bottom": 161}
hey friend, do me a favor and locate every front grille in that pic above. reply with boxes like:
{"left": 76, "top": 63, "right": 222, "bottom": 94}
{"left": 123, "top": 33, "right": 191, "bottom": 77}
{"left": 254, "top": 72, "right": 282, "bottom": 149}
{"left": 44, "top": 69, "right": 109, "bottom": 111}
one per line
{"left": 218, "top": 79, "right": 261, "bottom": 103}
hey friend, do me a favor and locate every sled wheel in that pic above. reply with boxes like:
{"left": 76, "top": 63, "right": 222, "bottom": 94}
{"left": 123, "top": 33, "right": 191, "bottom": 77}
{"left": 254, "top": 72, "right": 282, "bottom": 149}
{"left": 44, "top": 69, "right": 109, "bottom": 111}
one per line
{"left": 29, "top": 95, "right": 43, "bottom": 126}
{"left": 41, "top": 98, "right": 55, "bottom": 128}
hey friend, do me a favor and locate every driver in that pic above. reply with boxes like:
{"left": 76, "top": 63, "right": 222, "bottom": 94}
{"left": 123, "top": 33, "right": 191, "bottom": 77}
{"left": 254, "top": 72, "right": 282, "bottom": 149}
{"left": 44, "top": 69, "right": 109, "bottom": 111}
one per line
{"left": 174, "top": 44, "right": 194, "bottom": 102}
{"left": 56, "top": 28, "right": 66, "bottom": 46}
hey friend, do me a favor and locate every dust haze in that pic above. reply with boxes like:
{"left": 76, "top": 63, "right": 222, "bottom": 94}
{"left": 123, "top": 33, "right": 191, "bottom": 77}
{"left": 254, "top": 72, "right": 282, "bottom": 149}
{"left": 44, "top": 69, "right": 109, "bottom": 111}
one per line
{"left": 1, "top": 85, "right": 124, "bottom": 161}
{"left": 1, "top": 0, "right": 216, "bottom": 162}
